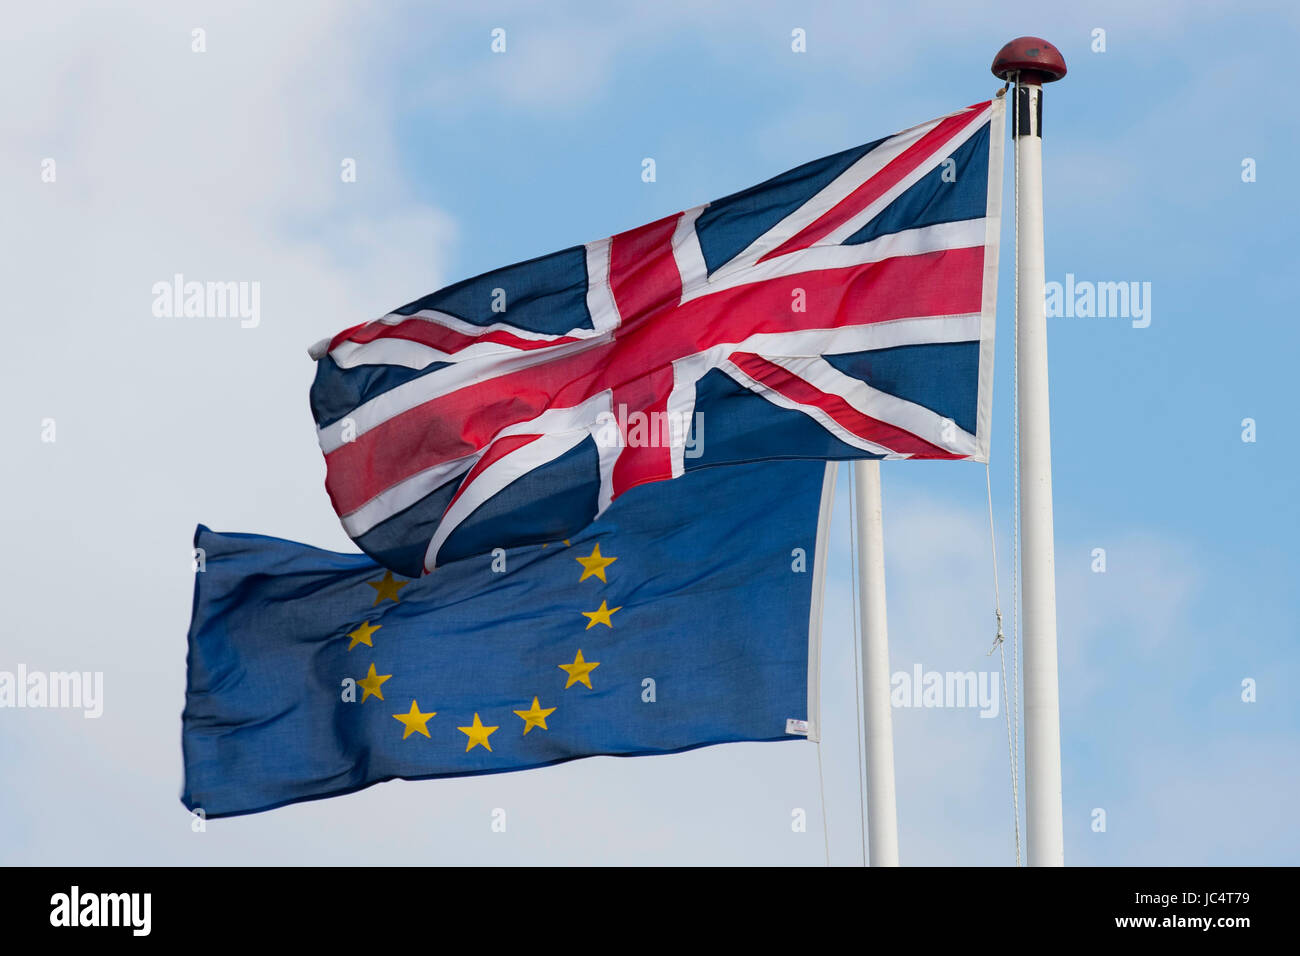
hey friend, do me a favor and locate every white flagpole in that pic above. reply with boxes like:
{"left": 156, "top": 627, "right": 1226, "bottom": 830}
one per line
{"left": 854, "top": 459, "right": 899, "bottom": 866}
{"left": 993, "top": 37, "right": 1068, "bottom": 866}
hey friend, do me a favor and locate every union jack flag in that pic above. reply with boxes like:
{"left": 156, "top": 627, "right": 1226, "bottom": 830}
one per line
{"left": 310, "top": 99, "right": 1005, "bottom": 575}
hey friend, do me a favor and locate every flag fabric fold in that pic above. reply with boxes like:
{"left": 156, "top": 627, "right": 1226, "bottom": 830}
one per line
{"left": 182, "top": 460, "right": 832, "bottom": 818}
{"left": 310, "top": 99, "right": 1004, "bottom": 574}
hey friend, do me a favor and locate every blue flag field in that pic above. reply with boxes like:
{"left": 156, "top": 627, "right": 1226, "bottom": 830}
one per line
{"left": 182, "top": 460, "right": 832, "bottom": 818}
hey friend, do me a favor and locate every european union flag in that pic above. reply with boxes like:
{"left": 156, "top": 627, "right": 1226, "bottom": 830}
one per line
{"left": 181, "top": 460, "right": 832, "bottom": 818}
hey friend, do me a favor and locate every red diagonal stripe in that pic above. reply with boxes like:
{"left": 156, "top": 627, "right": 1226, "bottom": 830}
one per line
{"left": 757, "top": 105, "right": 987, "bottom": 264}
{"left": 727, "top": 352, "right": 960, "bottom": 459}
{"left": 447, "top": 432, "right": 542, "bottom": 509}
{"left": 331, "top": 316, "right": 581, "bottom": 357}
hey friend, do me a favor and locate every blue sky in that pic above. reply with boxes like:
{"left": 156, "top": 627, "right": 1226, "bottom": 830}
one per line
{"left": 1, "top": 0, "right": 1296, "bottom": 864}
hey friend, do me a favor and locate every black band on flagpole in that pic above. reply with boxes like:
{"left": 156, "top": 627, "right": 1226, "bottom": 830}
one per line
{"left": 1013, "top": 86, "right": 1042, "bottom": 138}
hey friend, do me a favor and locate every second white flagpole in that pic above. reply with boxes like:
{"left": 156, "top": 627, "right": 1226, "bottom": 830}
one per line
{"left": 854, "top": 459, "right": 899, "bottom": 866}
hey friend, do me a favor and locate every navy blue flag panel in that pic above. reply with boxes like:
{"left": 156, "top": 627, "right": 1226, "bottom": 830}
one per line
{"left": 182, "top": 461, "right": 833, "bottom": 818}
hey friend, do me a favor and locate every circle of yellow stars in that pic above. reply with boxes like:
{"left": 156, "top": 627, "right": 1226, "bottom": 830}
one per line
{"left": 340, "top": 539, "right": 622, "bottom": 753}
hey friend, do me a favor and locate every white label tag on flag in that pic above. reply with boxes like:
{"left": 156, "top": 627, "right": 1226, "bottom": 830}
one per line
{"left": 785, "top": 718, "right": 810, "bottom": 736}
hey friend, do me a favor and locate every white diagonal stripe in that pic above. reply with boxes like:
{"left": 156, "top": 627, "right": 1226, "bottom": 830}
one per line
{"left": 717, "top": 357, "right": 899, "bottom": 458}
{"left": 816, "top": 105, "right": 991, "bottom": 248}
{"left": 714, "top": 115, "right": 949, "bottom": 274}
{"left": 422, "top": 391, "right": 615, "bottom": 571}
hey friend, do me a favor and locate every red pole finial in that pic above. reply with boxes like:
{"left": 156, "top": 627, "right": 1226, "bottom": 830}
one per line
{"left": 992, "top": 37, "right": 1067, "bottom": 86}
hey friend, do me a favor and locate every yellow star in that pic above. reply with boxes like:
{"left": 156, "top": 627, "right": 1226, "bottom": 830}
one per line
{"left": 346, "top": 620, "right": 381, "bottom": 651}
{"left": 575, "top": 543, "right": 618, "bottom": 583}
{"left": 357, "top": 663, "right": 392, "bottom": 702}
{"left": 367, "top": 570, "right": 408, "bottom": 606}
{"left": 559, "top": 649, "right": 600, "bottom": 689}
{"left": 393, "top": 700, "right": 436, "bottom": 739}
{"left": 513, "top": 697, "right": 557, "bottom": 735}
{"left": 457, "top": 713, "right": 499, "bottom": 752}
{"left": 581, "top": 599, "right": 622, "bottom": 629}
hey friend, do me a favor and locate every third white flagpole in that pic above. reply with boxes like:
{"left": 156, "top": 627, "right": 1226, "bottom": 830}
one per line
{"left": 993, "top": 37, "right": 1068, "bottom": 866}
{"left": 854, "top": 459, "right": 899, "bottom": 866}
